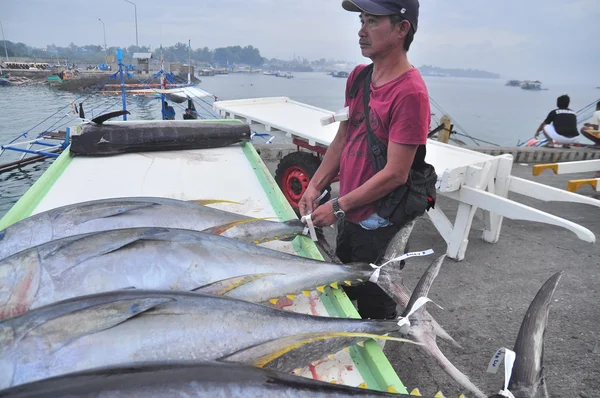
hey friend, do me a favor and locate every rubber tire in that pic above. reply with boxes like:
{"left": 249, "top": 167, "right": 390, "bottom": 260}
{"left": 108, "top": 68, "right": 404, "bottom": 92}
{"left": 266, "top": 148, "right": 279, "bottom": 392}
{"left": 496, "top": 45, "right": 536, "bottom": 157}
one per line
{"left": 275, "top": 151, "right": 331, "bottom": 214}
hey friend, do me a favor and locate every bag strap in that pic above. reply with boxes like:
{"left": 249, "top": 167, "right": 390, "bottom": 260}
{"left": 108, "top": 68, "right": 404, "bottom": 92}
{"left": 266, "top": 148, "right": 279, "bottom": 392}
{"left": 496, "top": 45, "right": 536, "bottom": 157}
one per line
{"left": 349, "top": 63, "right": 374, "bottom": 99}
{"left": 362, "top": 67, "right": 388, "bottom": 173}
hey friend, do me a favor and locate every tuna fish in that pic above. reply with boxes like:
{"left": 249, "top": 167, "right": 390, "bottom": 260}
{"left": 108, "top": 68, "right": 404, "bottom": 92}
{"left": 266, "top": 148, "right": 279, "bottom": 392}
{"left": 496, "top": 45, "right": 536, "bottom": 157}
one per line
{"left": 0, "top": 196, "right": 306, "bottom": 260}
{"left": 0, "top": 361, "right": 409, "bottom": 397}
{"left": 0, "top": 289, "right": 415, "bottom": 389}
{"left": 0, "top": 227, "right": 377, "bottom": 319}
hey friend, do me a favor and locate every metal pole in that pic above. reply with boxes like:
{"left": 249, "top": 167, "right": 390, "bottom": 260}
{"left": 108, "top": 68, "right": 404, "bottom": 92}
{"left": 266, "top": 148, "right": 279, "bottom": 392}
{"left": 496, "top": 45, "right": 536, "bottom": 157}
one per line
{"left": 0, "top": 21, "right": 9, "bottom": 62}
{"left": 124, "top": 0, "right": 138, "bottom": 48}
{"left": 116, "top": 48, "right": 128, "bottom": 121}
{"left": 98, "top": 19, "right": 107, "bottom": 58}
{"left": 188, "top": 39, "right": 191, "bottom": 85}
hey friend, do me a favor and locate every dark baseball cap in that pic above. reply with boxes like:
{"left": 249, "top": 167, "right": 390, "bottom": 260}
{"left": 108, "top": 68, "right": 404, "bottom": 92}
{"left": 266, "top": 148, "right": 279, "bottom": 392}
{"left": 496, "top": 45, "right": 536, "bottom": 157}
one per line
{"left": 342, "top": 0, "right": 419, "bottom": 32}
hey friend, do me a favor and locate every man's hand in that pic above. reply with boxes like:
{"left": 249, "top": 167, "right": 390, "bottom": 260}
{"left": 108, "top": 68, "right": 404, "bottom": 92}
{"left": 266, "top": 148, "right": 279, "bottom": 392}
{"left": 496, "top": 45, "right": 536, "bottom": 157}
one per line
{"left": 299, "top": 186, "right": 321, "bottom": 217}
{"left": 309, "top": 201, "right": 337, "bottom": 227}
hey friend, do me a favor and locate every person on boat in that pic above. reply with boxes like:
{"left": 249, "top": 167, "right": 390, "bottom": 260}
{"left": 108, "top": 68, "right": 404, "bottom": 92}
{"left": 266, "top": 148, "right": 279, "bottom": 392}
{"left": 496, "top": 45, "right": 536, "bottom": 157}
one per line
{"left": 162, "top": 101, "right": 176, "bottom": 120}
{"left": 535, "top": 95, "right": 580, "bottom": 147}
{"left": 298, "top": 0, "right": 429, "bottom": 320}
{"left": 580, "top": 101, "right": 600, "bottom": 148}
{"left": 183, "top": 108, "right": 195, "bottom": 120}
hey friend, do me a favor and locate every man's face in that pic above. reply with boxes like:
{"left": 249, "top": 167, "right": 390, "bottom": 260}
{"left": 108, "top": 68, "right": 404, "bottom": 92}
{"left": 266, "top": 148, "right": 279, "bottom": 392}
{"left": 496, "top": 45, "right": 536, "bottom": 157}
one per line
{"left": 358, "top": 13, "right": 406, "bottom": 59}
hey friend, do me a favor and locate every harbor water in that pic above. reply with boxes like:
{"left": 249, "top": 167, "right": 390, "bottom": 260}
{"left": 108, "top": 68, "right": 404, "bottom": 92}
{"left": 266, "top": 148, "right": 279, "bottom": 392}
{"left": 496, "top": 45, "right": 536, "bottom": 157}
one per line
{"left": 0, "top": 71, "right": 598, "bottom": 217}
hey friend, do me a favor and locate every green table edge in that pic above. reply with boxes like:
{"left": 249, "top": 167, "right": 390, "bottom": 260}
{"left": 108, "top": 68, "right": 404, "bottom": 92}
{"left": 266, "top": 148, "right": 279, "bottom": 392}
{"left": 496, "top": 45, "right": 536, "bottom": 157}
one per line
{"left": 241, "top": 140, "right": 407, "bottom": 394}
{"left": 0, "top": 147, "right": 73, "bottom": 230}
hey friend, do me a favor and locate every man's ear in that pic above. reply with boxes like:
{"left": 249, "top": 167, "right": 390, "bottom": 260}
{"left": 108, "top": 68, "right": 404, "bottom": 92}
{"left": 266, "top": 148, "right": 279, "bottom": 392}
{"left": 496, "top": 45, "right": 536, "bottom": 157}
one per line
{"left": 396, "top": 20, "right": 410, "bottom": 38}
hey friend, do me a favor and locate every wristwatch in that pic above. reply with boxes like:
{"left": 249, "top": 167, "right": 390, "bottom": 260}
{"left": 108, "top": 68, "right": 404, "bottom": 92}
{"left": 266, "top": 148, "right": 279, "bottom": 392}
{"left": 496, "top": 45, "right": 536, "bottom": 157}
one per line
{"left": 332, "top": 198, "right": 345, "bottom": 220}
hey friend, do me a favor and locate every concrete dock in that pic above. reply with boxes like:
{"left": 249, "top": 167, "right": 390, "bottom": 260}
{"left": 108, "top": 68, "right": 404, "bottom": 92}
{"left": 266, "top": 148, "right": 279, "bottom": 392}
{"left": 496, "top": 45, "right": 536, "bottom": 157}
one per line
{"left": 256, "top": 143, "right": 600, "bottom": 164}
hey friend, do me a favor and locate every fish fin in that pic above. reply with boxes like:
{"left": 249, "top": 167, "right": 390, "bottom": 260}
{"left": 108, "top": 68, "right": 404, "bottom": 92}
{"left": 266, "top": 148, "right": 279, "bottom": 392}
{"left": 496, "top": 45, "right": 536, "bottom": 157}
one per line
{"left": 412, "top": 328, "right": 487, "bottom": 398}
{"left": 201, "top": 218, "right": 277, "bottom": 236}
{"left": 401, "top": 254, "right": 446, "bottom": 318}
{"left": 24, "top": 295, "right": 174, "bottom": 353}
{"left": 187, "top": 199, "right": 241, "bottom": 206}
{"left": 57, "top": 201, "right": 160, "bottom": 226}
{"left": 91, "top": 110, "right": 131, "bottom": 124}
{"left": 386, "top": 385, "right": 399, "bottom": 393}
{"left": 377, "top": 273, "right": 461, "bottom": 349}
{"left": 431, "top": 317, "right": 463, "bottom": 349}
{"left": 382, "top": 219, "right": 417, "bottom": 263}
{"left": 314, "top": 227, "right": 342, "bottom": 263}
{"left": 40, "top": 228, "right": 169, "bottom": 277}
{"left": 434, "top": 392, "right": 446, "bottom": 398}
{"left": 410, "top": 388, "right": 422, "bottom": 396}
{"left": 509, "top": 271, "right": 563, "bottom": 393}
{"left": 220, "top": 332, "right": 417, "bottom": 370}
{"left": 191, "top": 273, "right": 284, "bottom": 295}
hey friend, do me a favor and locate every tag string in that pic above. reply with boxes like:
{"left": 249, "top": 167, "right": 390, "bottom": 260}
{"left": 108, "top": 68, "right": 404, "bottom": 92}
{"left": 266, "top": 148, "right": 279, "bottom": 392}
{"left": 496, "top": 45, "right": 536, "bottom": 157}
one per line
{"left": 369, "top": 249, "right": 434, "bottom": 283}
{"left": 397, "top": 296, "right": 444, "bottom": 328}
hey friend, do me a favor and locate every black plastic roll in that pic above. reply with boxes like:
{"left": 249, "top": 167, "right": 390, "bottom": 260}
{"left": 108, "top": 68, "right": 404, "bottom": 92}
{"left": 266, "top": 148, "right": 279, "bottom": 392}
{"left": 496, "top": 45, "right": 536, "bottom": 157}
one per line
{"left": 70, "top": 121, "right": 251, "bottom": 156}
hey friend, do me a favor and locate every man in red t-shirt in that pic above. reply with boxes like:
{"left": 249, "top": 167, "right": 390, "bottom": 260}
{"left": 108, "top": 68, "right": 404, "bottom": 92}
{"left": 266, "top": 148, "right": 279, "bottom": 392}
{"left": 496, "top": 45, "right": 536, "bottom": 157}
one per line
{"left": 298, "top": 0, "right": 430, "bottom": 320}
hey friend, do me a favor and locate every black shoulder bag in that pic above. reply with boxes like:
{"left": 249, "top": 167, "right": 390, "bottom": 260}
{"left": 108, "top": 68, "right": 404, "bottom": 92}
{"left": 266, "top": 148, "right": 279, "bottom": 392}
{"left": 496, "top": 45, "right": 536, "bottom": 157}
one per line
{"left": 349, "top": 64, "right": 438, "bottom": 227}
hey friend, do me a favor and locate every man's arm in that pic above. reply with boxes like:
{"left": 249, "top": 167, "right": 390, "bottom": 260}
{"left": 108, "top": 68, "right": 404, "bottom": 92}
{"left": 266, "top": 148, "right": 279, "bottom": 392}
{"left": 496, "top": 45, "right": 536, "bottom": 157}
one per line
{"left": 536, "top": 111, "right": 554, "bottom": 137}
{"left": 338, "top": 142, "right": 417, "bottom": 212}
{"left": 298, "top": 121, "right": 348, "bottom": 216}
{"left": 535, "top": 121, "right": 547, "bottom": 136}
{"left": 308, "top": 141, "right": 417, "bottom": 227}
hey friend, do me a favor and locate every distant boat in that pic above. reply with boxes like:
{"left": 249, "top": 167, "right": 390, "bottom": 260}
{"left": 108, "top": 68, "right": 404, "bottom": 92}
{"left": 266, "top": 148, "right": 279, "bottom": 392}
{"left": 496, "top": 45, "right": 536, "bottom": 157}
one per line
{"left": 332, "top": 71, "right": 349, "bottom": 78}
{"left": 521, "top": 80, "right": 547, "bottom": 91}
{"left": 276, "top": 71, "right": 294, "bottom": 79}
{"left": 506, "top": 80, "right": 521, "bottom": 87}
{"left": 263, "top": 71, "right": 278, "bottom": 76}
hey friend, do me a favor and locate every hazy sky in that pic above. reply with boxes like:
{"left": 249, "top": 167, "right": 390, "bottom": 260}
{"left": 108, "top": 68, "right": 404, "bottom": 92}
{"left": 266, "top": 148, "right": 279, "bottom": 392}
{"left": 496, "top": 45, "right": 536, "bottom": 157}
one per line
{"left": 2, "top": 0, "right": 598, "bottom": 84}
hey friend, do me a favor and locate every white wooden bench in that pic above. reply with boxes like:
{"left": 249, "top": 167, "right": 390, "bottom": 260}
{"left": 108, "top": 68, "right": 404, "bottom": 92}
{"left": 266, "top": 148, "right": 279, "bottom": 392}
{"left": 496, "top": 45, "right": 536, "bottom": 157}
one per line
{"left": 534, "top": 159, "right": 600, "bottom": 193}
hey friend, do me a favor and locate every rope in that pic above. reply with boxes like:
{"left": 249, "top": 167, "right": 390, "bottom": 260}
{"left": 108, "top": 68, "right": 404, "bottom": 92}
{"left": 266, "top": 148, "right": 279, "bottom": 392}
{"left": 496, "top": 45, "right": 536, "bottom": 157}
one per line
{"left": 575, "top": 98, "right": 600, "bottom": 116}
{"left": 27, "top": 73, "right": 118, "bottom": 139}
{"left": 429, "top": 96, "right": 500, "bottom": 146}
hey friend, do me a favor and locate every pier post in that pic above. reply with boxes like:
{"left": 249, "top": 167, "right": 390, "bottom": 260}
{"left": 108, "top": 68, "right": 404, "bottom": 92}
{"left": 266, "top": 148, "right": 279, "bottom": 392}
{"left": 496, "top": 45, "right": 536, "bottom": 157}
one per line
{"left": 438, "top": 115, "right": 451, "bottom": 143}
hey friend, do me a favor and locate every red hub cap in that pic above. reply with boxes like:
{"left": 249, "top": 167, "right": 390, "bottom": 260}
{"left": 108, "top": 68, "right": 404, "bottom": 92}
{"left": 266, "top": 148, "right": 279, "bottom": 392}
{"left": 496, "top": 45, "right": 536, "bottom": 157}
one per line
{"left": 282, "top": 166, "right": 310, "bottom": 208}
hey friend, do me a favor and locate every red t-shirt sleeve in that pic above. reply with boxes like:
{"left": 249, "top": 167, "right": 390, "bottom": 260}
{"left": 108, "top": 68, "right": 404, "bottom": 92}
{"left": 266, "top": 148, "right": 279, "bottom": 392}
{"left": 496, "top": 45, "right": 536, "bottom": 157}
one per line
{"left": 388, "top": 91, "right": 430, "bottom": 145}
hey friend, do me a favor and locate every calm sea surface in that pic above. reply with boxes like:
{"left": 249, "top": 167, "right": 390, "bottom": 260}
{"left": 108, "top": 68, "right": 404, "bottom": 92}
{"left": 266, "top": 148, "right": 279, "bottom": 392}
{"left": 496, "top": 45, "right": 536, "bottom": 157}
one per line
{"left": 0, "top": 72, "right": 598, "bottom": 217}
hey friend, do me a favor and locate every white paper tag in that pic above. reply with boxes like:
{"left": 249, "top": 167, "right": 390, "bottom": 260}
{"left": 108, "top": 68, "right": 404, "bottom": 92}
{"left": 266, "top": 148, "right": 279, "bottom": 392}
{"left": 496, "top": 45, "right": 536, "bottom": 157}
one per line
{"left": 487, "top": 348, "right": 517, "bottom": 398}
{"left": 487, "top": 348, "right": 506, "bottom": 374}
{"left": 397, "top": 296, "right": 444, "bottom": 327}
{"left": 369, "top": 249, "right": 434, "bottom": 283}
{"left": 315, "top": 190, "right": 328, "bottom": 203}
{"left": 320, "top": 107, "right": 350, "bottom": 126}
{"left": 300, "top": 214, "right": 318, "bottom": 242}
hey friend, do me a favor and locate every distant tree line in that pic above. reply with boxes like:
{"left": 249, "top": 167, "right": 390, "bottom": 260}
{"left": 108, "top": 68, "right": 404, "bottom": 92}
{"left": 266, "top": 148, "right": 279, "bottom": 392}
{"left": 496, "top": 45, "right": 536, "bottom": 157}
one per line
{"left": 0, "top": 40, "right": 265, "bottom": 67}
{"left": 418, "top": 64, "right": 501, "bottom": 79}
